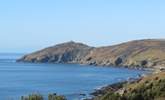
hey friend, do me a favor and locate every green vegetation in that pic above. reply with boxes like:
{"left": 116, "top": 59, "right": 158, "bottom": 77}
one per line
{"left": 20, "top": 72, "right": 165, "bottom": 100}
{"left": 124, "top": 79, "right": 165, "bottom": 100}
{"left": 48, "top": 94, "right": 66, "bottom": 100}
{"left": 21, "top": 94, "right": 43, "bottom": 100}
{"left": 94, "top": 72, "right": 165, "bottom": 100}
{"left": 21, "top": 93, "right": 66, "bottom": 100}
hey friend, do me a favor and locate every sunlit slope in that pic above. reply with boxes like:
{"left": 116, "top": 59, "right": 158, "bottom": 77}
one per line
{"left": 18, "top": 39, "right": 165, "bottom": 68}
{"left": 96, "top": 72, "right": 165, "bottom": 100}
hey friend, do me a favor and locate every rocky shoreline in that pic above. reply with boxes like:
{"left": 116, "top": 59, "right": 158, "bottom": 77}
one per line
{"left": 17, "top": 39, "right": 165, "bottom": 100}
{"left": 87, "top": 70, "right": 165, "bottom": 100}
{"left": 85, "top": 73, "right": 145, "bottom": 100}
{"left": 19, "top": 69, "right": 160, "bottom": 100}
{"left": 87, "top": 82, "right": 127, "bottom": 100}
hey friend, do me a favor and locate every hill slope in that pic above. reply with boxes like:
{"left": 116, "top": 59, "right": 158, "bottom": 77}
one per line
{"left": 17, "top": 41, "right": 93, "bottom": 63}
{"left": 92, "top": 72, "right": 165, "bottom": 100}
{"left": 18, "top": 39, "right": 165, "bottom": 68}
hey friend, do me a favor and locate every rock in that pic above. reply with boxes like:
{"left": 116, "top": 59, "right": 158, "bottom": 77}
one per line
{"left": 17, "top": 39, "right": 165, "bottom": 69}
{"left": 115, "top": 57, "right": 123, "bottom": 66}
{"left": 17, "top": 41, "right": 94, "bottom": 64}
{"left": 79, "top": 93, "right": 86, "bottom": 96}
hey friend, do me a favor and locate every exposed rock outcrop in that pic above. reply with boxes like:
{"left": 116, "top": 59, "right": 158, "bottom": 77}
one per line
{"left": 17, "top": 39, "right": 165, "bottom": 69}
{"left": 17, "top": 41, "right": 94, "bottom": 63}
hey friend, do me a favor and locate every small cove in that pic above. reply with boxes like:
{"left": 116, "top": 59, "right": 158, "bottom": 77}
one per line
{"left": 0, "top": 54, "right": 146, "bottom": 100}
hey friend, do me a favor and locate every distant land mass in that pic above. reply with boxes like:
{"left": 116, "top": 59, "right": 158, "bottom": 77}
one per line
{"left": 17, "top": 39, "right": 165, "bottom": 69}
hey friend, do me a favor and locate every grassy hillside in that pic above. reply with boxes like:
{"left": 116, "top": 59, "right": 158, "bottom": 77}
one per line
{"left": 93, "top": 72, "right": 165, "bottom": 100}
{"left": 18, "top": 39, "right": 165, "bottom": 69}
{"left": 17, "top": 41, "right": 93, "bottom": 63}
{"left": 83, "top": 39, "right": 165, "bottom": 68}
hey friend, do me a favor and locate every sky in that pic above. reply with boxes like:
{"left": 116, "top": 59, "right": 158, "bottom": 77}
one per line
{"left": 0, "top": 0, "right": 165, "bottom": 53}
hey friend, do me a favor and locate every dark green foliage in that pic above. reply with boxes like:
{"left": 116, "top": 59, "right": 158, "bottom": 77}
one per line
{"left": 21, "top": 94, "right": 43, "bottom": 100}
{"left": 98, "top": 79, "right": 165, "bottom": 100}
{"left": 126, "top": 93, "right": 144, "bottom": 100}
{"left": 21, "top": 93, "right": 66, "bottom": 100}
{"left": 100, "top": 91, "right": 122, "bottom": 100}
{"left": 48, "top": 93, "right": 66, "bottom": 100}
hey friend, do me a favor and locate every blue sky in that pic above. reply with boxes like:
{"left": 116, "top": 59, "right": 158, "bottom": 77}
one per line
{"left": 0, "top": 0, "right": 164, "bottom": 53}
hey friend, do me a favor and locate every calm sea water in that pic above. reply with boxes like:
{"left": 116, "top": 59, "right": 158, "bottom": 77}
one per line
{"left": 0, "top": 53, "right": 145, "bottom": 100}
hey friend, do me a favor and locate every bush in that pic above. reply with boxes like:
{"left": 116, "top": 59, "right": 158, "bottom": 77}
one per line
{"left": 100, "top": 91, "right": 122, "bottom": 100}
{"left": 21, "top": 94, "right": 43, "bottom": 100}
{"left": 95, "top": 77, "right": 165, "bottom": 100}
{"left": 48, "top": 93, "right": 66, "bottom": 100}
{"left": 21, "top": 93, "right": 66, "bottom": 100}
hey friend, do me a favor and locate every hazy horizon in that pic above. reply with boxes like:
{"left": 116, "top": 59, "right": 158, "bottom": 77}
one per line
{"left": 0, "top": 38, "right": 164, "bottom": 54}
{"left": 0, "top": 0, "right": 164, "bottom": 53}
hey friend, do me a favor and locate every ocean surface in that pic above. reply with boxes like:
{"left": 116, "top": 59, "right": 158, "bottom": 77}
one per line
{"left": 0, "top": 53, "right": 145, "bottom": 100}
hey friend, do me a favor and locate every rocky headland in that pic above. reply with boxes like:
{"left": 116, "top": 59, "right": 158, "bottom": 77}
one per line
{"left": 17, "top": 39, "right": 165, "bottom": 100}
{"left": 17, "top": 39, "right": 165, "bottom": 69}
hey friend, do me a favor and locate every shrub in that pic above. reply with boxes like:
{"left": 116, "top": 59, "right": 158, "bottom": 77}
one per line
{"left": 48, "top": 93, "right": 66, "bottom": 100}
{"left": 21, "top": 94, "right": 43, "bottom": 100}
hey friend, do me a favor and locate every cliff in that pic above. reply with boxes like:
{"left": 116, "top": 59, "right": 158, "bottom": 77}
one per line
{"left": 17, "top": 39, "right": 165, "bottom": 68}
{"left": 17, "top": 41, "right": 93, "bottom": 63}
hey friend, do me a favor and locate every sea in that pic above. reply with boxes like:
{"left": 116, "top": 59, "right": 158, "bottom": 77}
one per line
{"left": 0, "top": 53, "right": 145, "bottom": 100}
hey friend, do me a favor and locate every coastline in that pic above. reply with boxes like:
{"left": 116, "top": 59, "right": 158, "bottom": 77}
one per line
{"left": 17, "top": 61, "right": 155, "bottom": 100}
{"left": 18, "top": 65, "right": 165, "bottom": 100}
{"left": 19, "top": 62, "right": 149, "bottom": 100}
{"left": 85, "top": 67, "right": 154, "bottom": 100}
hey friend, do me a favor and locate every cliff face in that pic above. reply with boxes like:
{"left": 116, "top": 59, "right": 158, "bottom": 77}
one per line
{"left": 82, "top": 39, "right": 165, "bottom": 68}
{"left": 18, "top": 39, "right": 165, "bottom": 68}
{"left": 17, "top": 41, "right": 94, "bottom": 63}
